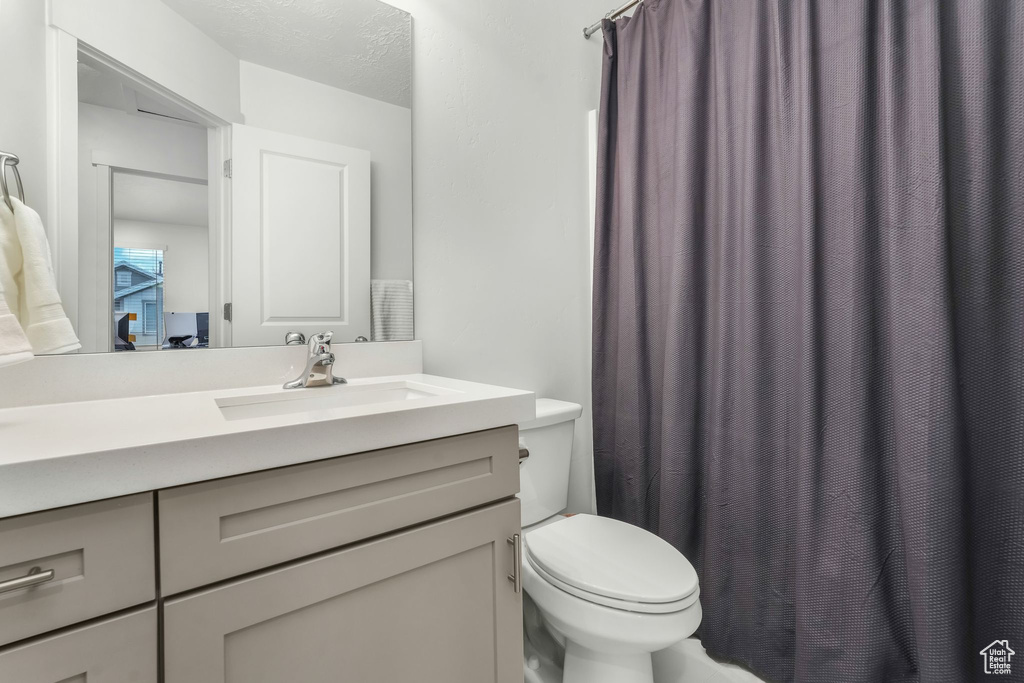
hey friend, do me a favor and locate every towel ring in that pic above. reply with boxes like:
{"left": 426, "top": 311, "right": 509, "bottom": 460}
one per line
{"left": 0, "top": 152, "right": 25, "bottom": 213}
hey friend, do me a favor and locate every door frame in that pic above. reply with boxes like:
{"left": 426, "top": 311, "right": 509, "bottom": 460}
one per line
{"left": 94, "top": 165, "right": 208, "bottom": 352}
{"left": 47, "top": 32, "right": 233, "bottom": 349}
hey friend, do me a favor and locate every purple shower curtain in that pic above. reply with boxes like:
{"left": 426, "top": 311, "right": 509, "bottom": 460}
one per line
{"left": 592, "top": 1, "right": 1024, "bottom": 681}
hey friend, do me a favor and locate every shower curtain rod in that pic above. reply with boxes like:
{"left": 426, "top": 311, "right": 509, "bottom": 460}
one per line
{"left": 583, "top": 0, "right": 641, "bottom": 39}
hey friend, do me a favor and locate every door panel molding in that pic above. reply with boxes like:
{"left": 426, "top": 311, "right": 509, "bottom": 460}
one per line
{"left": 164, "top": 499, "right": 523, "bottom": 683}
{"left": 231, "top": 124, "right": 371, "bottom": 346}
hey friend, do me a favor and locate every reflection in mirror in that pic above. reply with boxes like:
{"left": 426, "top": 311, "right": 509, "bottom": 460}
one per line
{"left": 3, "top": 0, "right": 413, "bottom": 358}
{"left": 77, "top": 53, "right": 214, "bottom": 353}
{"left": 111, "top": 174, "right": 209, "bottom": 351}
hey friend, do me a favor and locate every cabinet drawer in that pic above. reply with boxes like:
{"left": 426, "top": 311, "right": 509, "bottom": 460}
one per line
{"left": 159, "top": 426, "right": 519, "bottom": 594}
{"left": 164, "top": 499, "right": 522, "bottom": 683}
{"left": 0, "top": 493, "right": 156, "bottom": 646}
{"left": 0, "top": 606, "right": 157, "bottom": 683}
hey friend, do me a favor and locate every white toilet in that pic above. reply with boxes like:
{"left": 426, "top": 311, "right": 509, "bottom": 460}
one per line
{"left": 519, "top": 399, "right": 702, "bottom": 683}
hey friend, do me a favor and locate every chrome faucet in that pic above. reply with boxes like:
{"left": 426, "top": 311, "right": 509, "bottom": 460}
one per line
{"left": 283, "top": 331, "right": 347, "bottom": 389}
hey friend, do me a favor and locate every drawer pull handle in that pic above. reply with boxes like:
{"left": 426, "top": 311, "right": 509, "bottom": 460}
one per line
{"left": 507, "top": 534, "right": 522, "bottom": 594}
{"left": 0, "top": 566, "right": 55, "bottom": 594}
{"left": 518, "top": 447, "right": 530, "bottom": 461}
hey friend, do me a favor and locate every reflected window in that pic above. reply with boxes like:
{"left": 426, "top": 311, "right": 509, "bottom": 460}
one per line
{"left": 113, "top": 247, "right": 163, "bottom": 349}
{"left": 144, "top": 301, "right": 158, "bottom": 335}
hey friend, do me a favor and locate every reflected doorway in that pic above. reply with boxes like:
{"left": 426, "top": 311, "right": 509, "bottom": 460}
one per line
{"left": 110, "top": 173, "right": 208, "bottom": 351}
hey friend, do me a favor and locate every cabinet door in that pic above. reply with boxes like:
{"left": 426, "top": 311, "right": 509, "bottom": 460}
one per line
{"left": 164, "top": 499, "right": 523, "bottom": 683}
{"left": 159, "top": 426, "right": 519, "bottom": 595}
{"left": 0, "top": 493, "right": 156, "bottom": 646}
{"left": 0, "top": 606, "right": 156, "bottom": 683}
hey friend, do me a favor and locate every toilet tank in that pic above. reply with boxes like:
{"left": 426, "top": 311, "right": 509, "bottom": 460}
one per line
{"left": 517, "top": 398, "right": 583, "bottom": 527}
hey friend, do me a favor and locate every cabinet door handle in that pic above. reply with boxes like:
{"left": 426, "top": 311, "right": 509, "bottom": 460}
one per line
{"left": 507, "top": 534, "right": 522, "bottom": 594}
{"left": 0, "top": 566, "right": 55, "bottom": 594}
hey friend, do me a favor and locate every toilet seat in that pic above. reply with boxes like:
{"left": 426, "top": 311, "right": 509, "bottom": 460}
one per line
{"left": 525, "top": 550, "right": 699, "bottom": 614}
{"left": 524, "top": 514, "right": 699, "bottom": 614}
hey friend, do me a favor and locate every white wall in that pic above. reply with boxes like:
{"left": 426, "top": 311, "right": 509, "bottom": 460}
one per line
{"left": 78, "top": 104, "right": 209, "bottom": 181}
{"left": 114, "top": 220, "right": 209, "bottom": 314}
{"left": 0, "top": 0, "right": 49, "bottom": 227}
{"left": 239, "top": 61, "right": 413, "bottom": 282}
{"left": 387, "top": 0, "right": 603, "bottom": 512}
{"left": 50, "top": 0, "right": 241, "bottom": 122}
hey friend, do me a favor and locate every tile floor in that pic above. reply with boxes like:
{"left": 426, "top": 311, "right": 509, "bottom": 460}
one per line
{"left": 524, "top": 636, "right": 768, "bottom": 683}
{"left": 653, "top": 639, "right": 767, "bottom": 683}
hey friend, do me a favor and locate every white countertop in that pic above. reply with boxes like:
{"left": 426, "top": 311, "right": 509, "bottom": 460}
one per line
{"left": 0, "top": 374, "right": 535, "bottom": 518}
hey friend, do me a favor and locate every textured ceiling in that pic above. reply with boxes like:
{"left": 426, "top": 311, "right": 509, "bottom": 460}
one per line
{"left": 160, "top": 0, "right": 412, "bottom": 108}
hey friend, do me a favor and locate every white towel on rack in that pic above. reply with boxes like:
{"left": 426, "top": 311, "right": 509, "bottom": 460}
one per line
{"left": 0, "top": 287, "right": 33, "bottom": 368}
{"left": 0, "top": 202, "right": 34, "bottom": 367}
{"left": 0, "top": 198, "right": 80, "bottom": 355}
{"left": 370, "top": 279, "right": 414, "bottom": 342}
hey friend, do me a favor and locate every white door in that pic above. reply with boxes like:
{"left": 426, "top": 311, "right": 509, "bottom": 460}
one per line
{"left": 230, "top": 124, "right": 371, "bottom": 347}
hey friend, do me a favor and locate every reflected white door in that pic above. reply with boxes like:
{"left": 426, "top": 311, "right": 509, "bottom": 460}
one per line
{"left": 230, "top": 124, "right": 371, "bottom": 347}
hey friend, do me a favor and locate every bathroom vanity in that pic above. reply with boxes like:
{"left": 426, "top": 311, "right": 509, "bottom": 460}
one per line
{"left": 2, "top": 0, "right": 531, "bottom": 679}
{"left": 0, "top": 358, "right": 533, "bottom": 683}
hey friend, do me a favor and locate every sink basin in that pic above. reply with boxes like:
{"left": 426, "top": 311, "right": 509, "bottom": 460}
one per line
{"left": 216, "top": 380, "right": 456, "bottom": 421}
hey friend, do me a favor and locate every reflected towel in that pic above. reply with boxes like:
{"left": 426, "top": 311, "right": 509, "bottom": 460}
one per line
{"left": 371, "top": 279, "right": 413, "bottom": 342}
{"left": 0, "top": 289, "right": 32, "bottom": 368}
{"left": 0, "top": 202, "right": 33, "bottom": 367}
{"left": 0, "top": 198, "right": 79, "bottom": 355}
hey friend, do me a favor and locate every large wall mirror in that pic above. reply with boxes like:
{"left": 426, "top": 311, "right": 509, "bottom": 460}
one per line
{"left": 7, "top": 0, "right": 413, "bottom": 353}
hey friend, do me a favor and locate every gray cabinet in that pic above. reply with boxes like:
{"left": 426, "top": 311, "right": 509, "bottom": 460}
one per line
{"left": 159, "top": 426, "right": 519, "bottom": 595}
{"left": 0, "top": 607, "right": 157, "bottom": 683}
{"left": 0, "top": 493, "right": 156, "bottom": 646}
{"left": 0, "top": 427, "right": 523, "bottom": 682}
{"left": 164, "top": 499, "right": 523, "bottom": 683}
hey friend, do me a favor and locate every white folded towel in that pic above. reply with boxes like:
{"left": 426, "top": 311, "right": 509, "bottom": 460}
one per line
{"left": 0, "top": 198, "right": 80, "bottom": 355}
{"left": 371, "top": 279, "right": 414, "bottom": 342}
{"left": 0, "top": 202, "right": 33, "bottom": 367}
{"left": 0, "top": 288, "right": 33, "bottom": 368}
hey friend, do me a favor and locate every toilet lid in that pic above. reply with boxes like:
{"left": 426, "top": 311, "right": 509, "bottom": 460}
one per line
{"left": 524, "top": 514, "right": 698, "bottom": 605}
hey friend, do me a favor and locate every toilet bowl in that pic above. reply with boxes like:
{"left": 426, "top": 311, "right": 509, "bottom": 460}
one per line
{"left": 522, "top": 514, "right": 701, "bottom": 683}
{"left": 518, "top": 400, "right": 702, "bottom": 683}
